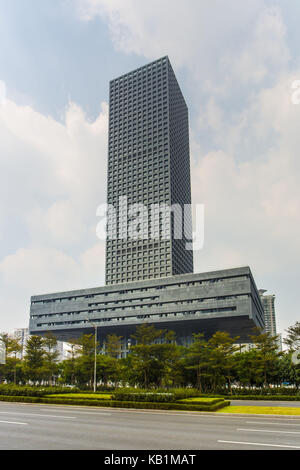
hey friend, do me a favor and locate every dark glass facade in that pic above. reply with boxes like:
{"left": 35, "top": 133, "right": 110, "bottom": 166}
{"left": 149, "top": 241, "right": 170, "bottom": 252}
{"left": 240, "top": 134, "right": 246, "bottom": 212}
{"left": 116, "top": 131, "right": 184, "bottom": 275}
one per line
{"left": 106, "top": 56, "right": 193, "bottom": 285}
{"left": 29, "top": 267, "right": 265, "bottom": 353}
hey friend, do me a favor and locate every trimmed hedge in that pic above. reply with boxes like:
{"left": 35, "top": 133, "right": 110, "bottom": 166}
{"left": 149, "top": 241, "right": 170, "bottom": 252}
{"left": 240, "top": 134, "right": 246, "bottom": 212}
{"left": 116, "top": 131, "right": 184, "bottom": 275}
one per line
{"left": 0, "top": 385, "right": 80, "bottom": 397}
{"left": 0, "top": 395, "right": 230, "bottom": 412}
{"left": 46, "top": 393, "right": 112, "bottom": 400}
{"left": 226, "top": 395, "right": 300, "bottom": 401}
{"left": 193, "top": 393, "right": 300, "bottom": 401}
{"left": 112, "top": 392, "right": 175, "bottom": 403}
{"left": 178, "top": 397, "right": 225, "bottom": 406}
{"left": 218, "top": 387, "right": 300, "bottom": 396}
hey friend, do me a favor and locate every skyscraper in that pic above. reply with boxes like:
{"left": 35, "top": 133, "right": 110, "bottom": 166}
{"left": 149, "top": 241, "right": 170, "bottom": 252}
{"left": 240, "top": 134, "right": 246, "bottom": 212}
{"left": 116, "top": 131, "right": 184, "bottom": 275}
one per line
{"left": 29, "top": 57, "right": 265, "bottom": 352}
{"left": 105, "top": 56, "right": 193, "bottom": 285}
{"left": 259, "top": 290, "right": 277, "bottom": 335}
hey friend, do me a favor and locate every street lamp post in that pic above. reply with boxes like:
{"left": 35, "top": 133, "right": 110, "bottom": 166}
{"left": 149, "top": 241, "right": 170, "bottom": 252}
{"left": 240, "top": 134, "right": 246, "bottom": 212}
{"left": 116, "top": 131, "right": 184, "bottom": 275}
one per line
{"left": 88, "top": 319, "right": 97, "bottom": 393}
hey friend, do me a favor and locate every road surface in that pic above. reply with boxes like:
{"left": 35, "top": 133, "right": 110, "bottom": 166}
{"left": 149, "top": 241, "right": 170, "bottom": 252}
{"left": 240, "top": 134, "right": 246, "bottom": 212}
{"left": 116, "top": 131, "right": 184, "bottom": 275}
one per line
{"left": 0, "top": 401, "right": 299, "bottom": 450}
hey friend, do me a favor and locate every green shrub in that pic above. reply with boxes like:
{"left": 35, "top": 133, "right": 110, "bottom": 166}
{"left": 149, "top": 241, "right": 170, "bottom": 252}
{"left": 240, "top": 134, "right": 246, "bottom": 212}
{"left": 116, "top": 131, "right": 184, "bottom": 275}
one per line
{"left": 0, "top": 395, "right": 230, "bottom": 411}
{"left": 47, "top": 393, "right": 112, "bottom": 400}
{"left": 225, "top": 395, "right": 300, "bottom": 401}
{"left": 178, "top": 397, "right": 225, "bottom": 406}
{"left": 0, "top": 385, "right": 80, "bottom": 397}
{"left": 216, "top": 387, "right": 300, "bottom": 397}
{"left": 112, "top": 392, "right": 176, "bottom": 402}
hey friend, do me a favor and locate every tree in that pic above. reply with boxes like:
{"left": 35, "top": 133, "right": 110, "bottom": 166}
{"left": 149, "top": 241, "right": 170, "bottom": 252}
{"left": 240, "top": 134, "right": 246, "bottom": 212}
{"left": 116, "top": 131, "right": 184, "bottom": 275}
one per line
{"left": 61, "top": 339, "right": 81, "bottom": 385}
{"left": 105, "top": 334, "right": 123, "bottom": 359}
{"left": 0, "top": 333, "right": 23, "bottom": 384}
{"left": 42, "top": 332, "right": 59, "bottom": 386}
{"left": 74, "top": 334, "right": 99, "bottom": 388}
{"left": 235, "top": 349, "right": 262, "bottom": 387}
{"left": 24, "top": 336, "right": 45, "bottom": 384}
{"left": 184, "top": 333, "right": 210, "bottom": 392}
{"left": 131, "top": 324, "right": 163, "bottom": 345}
{"left": 207, "top": 331, "right": 240, "bottom": 393}
{"left": 184, "top": 332, "right": 240, "bottom": 392}
{"left": 248, "top": 328, "right": 284, "bottom": 387}
{"left": 128, "top": 325, "right": 180, "bottom": 388}
{"left": 96, "top": 354, "right": 121, "bottom": 386}
{"left": 284, "top": 322, "right": 300, "bottom": 351}
{"left": 8, "top": 338, "right": 23, "bottom": 385}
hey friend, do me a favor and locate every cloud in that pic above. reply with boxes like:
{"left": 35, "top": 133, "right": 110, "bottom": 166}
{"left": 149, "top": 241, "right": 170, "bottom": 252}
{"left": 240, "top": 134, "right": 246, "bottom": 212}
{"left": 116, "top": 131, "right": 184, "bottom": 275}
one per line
{"left": 190, "top": 69, "right": 300, "bottom": 338}
{"left": 77, "top": 1, "right": 262, "bottom": 63}
{"left": 77, "top": 1, "right": 287, "bottom": 88}
{"left": 0, "top": 98, "right": 108, "bottom": 332}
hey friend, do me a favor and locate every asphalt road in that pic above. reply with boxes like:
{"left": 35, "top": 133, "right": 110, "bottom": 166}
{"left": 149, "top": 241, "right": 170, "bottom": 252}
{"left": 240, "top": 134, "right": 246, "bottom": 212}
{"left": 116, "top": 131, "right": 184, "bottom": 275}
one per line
{"left": 0, "top": 401, "right": 300, "bottom": 450}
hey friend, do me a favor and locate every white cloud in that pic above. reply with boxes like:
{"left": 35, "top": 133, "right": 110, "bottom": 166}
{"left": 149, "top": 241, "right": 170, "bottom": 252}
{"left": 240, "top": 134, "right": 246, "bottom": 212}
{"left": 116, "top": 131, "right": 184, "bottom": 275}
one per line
{"left": 0, "top": 248, "right": 80, "bottom": 292}
{"left": 0, "top": 98, "right": 108, "bottom": 332}
{"left": 77, "top": 1, "right": 263, "bottom": 65}
{"left": 190, "top": 69, "right": 300, "bottom": 335}
{"left": 77, "top": 1, "right": 287, "bottom": 88}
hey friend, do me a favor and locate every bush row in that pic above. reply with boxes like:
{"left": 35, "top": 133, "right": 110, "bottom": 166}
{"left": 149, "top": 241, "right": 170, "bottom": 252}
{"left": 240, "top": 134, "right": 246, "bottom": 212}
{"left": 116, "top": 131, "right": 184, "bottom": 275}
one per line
{"left": 217, "top": 388, "right": 300, "bottom": 396}
{"left": 47, "top": 393, "right": 112, "bottom": 400}
{"left": 224, "top": 395, "right": 300, "bottom": 401}
{"left": 0, "top": 385, "right": 80, "bottom": 397}
{"left": 0, "top": 395, "right": 230, "bottom": 412}
{"left": 179, "top": 398, "right": 225, "bottom": 406}
{"left": 180, "top": 393, "right": 300, "bottom": 401}
{"left": 112, "top": 392, "right": 175, "bottom": 402}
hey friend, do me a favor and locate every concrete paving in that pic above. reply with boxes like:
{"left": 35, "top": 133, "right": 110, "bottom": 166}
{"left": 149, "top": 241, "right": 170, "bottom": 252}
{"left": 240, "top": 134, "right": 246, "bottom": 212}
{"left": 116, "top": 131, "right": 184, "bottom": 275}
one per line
{"left": 0, "top": 401, "right": 300, "bottom": 450}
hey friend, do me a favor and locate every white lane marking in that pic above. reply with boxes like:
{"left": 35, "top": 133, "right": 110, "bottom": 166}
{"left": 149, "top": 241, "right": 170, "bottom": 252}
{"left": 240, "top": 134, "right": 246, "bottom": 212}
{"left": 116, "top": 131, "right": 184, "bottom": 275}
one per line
{"left": 0, "top": 411, "right": 75, "bottom": 419}
{"left": 218, "top": 440, "right": 300, "bottom": 449}
{"left": 42, "top": 407, "right": 221, "bottom": 418}
{"left": 247, "top": 421, "right": 300, "bottom": 427}
{"left": 240, "top": 416, "right": 300, "bottom": 422}
{"left": 0, "top": 420, "right": 28, "bottom": 426}
{"left": 237, "top": 428, "right": 300, "bottom": 435}
{"left": 42, "top": 409, "right": 111, "bottom": 416}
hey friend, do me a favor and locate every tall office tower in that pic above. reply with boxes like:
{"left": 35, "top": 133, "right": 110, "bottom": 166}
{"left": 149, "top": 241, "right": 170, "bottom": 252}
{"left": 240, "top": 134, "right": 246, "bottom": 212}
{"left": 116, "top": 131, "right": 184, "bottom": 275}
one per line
{"left": 105, "top": 56, "right": 193, "bottom": 285}
{"left": 259, "top": 290, "right": 277, "bottom": 335}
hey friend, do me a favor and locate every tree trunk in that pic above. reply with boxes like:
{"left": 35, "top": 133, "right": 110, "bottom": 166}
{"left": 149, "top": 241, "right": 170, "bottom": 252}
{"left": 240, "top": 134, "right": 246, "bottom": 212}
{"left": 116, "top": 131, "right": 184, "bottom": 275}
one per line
{"left": 228, "top": 375, "right": 232, "bottom": 395}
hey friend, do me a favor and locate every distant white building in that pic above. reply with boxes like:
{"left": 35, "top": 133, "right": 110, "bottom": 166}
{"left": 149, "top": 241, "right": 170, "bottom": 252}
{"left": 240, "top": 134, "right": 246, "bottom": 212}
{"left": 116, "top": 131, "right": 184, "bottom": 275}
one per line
{"left": 0, "top": 339, "right": 6, "bottom": 364}
{"left": 13, "top": 328, "right": 29, "bottom": 359}
{"left": 13, "top": 328, "right": 66, "bottom": 361}
{"left": 237, "top": 288, "right": 283, "bottom": 352}
{"left": 54, "top": 341, "right": 65, "bottom": 362}
{"left": 259, "top": 290, "right": 277, "bottom": 336}
{"left": 276, "top": 333, "right": 283, "bottom": 352}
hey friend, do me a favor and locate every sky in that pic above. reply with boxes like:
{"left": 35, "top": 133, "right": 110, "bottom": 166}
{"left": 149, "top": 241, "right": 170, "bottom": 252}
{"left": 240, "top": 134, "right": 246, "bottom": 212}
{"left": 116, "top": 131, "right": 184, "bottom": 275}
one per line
{"left": 0, "top": 0, "right": 299, "bottom": 338}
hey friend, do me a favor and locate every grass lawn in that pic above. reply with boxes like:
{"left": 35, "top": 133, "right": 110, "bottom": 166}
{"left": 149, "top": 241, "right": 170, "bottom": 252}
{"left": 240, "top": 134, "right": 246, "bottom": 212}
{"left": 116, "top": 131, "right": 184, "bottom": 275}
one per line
{"left": 46, "top": 393, "right": 112, "bottom": 400}
{"left": 178, "top": 397, "right": 223, "bottom": 403}
{"left": 218, "top": 406, "right": 300, "bottom": 415}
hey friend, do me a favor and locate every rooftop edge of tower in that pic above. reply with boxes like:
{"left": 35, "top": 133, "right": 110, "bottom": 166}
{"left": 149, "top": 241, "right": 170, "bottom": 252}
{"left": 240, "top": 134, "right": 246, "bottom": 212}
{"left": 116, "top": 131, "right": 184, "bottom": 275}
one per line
{"left": 109, "top": 56, "right": 170, "bottom": 84}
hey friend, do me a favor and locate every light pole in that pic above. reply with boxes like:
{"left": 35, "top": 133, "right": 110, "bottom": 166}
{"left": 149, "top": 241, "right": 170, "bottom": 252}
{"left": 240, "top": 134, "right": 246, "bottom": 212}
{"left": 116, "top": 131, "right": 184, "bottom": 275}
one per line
{"left": 88, "top": 319, "right": 97, "bottom": 393}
